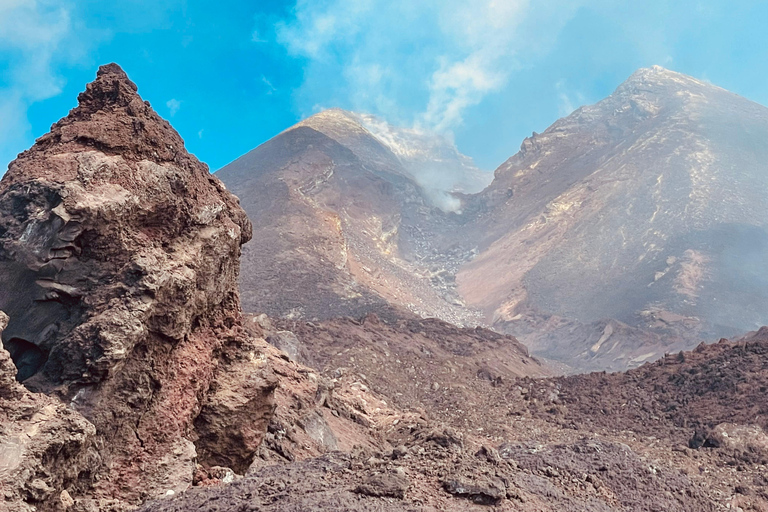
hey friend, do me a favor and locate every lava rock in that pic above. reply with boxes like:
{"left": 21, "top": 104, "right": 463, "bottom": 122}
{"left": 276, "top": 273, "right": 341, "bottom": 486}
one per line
{"left": 354, "top": 471, "right": 410, "bottom": 499}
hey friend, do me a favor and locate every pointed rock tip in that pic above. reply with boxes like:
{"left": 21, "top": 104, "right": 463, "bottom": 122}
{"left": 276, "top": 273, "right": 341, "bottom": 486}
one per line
{"left": 76, "top": 62, "right": 140, "bottom": 112}
{"left": 96, "top": 63, "right": 132, "bottom": 82}
{"left": 97, "top": 62, "right": 125, "bottom": 74}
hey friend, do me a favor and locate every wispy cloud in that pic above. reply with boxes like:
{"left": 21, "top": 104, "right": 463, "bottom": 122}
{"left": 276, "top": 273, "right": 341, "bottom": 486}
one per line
{"left": 555, "top": 80, "right": 587, "bottom": 117}
{"left": 0, "top": 0, "right": 75, "bottom": 170}
{"left": 261, "top": 75, "right": 276, "bottom": 95}
{"left": 166, "top": 98, "right": 181, "bottom": 116}
{"left": 0, "top": 0, "right": 186, "bottom": 173}
{"left": 251, "top": 29, "right": 267, "bottom": 43}
{"left": 274, "top": 0, "right": 587, "bottom": 134}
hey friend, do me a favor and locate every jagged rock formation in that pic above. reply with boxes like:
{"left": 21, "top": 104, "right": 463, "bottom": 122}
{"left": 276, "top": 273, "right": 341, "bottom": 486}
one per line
{"left": 0, "top": 64, "right": 276, "bottom": 510}
{"left": 217, "top": 109, "right": 486, "bottom": 326}
{"left": 0, "top": 311, "right": 97, "bottom": 512}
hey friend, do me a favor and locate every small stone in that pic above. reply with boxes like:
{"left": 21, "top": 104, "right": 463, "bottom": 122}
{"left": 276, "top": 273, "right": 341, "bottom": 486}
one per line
{"left": 392, "top": 445, "right": 409, "bottom": 459}
{"left": 354, "top": 472, "right": 410, "bottom": 499}
{"left": 59, "top": 490, "right": 75, "bottom": 509}
{"left": 443, "top": 476, "right": 506, "bottom": 505}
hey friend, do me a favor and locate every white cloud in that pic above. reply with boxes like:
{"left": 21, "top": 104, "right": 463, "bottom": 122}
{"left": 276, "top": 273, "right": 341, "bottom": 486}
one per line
{"left": 0, "top": 0, "right": 76, "bottom": 171}
{"left": 0, "top": 0, "right": 183, "bottom": 172}
{"left": 166, "top": 98, "right": 181, "bottom": 116}
{"left": 275, "top": 0, "right": 587, "bottom": 135}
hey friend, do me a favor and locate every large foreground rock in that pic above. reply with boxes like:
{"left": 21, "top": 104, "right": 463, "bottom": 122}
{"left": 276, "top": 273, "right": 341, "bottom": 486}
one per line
{"left": 0, "top": 64, "right": 276, "bottom": 510}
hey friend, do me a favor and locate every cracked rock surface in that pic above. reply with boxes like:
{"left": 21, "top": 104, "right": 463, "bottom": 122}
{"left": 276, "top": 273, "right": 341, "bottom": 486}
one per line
{"left": 0, "top": 64, "right": 276, "bottom": 510}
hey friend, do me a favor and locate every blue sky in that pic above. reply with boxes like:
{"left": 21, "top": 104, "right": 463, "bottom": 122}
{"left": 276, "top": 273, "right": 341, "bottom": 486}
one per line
{"left": 1, "top": 0, "right": 767, "bottom": 173}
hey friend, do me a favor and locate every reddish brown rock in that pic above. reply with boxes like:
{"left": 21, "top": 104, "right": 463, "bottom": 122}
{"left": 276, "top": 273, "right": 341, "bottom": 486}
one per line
{"left": 0, "top": 64, "right": 274, "bottom": 509}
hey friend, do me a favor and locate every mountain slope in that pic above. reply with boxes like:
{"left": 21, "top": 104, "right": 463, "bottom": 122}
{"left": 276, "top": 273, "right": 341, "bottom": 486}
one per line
{"left": 221, "top": 66, "right": 768, "bottom": 372}
{"left": 217, "top": 109, "right": 486, "bottom": 325}
{"left": 454, "top": 66, "right": 768, "bottom": 369}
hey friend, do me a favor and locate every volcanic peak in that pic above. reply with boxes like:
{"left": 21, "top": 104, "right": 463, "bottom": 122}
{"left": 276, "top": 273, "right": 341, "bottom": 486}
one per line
{"left": 7, "top": 63, "right": 191, "bottom": 179}
{"left": 76, "top": 62, "right": 141, "bottom": 112}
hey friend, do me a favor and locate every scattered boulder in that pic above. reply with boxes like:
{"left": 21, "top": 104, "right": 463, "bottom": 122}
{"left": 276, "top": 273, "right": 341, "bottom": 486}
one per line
{"left": 704, "top": 423, "right": 768, "bottom": 464}
{"left": 354, "top": 471, "right": 410, "bottom": 499}
{"left": 426, "top": 427, "right": 463, "bottom": 452}
{"left": 266, "top": 330, "right": 307, "bottom": 363}
{"left": 442, "top": 475, "right": 506, "bottom": 505}
{"left": 298, "top": 411, "right": 339, "bottom": 451}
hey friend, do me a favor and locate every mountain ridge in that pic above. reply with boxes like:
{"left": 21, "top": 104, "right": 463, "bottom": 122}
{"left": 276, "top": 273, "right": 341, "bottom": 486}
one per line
{"left": 220, "top": 64, "right": 768, "bottom": 372}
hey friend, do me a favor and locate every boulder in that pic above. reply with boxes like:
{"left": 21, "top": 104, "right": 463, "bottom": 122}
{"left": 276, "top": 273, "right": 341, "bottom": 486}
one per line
{"left": 0, "top": 64, "right": 275, "bottom": 508}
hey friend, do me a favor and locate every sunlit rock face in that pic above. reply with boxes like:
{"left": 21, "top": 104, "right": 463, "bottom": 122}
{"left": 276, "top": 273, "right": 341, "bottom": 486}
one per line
{"left": 217, "top": 109, "right": 487, "bottom": 326}
{"left": 456, "top": 66, "right": 768, "bottom": 369}
{"left": 0, "top": 63, "right": 276, "bottom": 507}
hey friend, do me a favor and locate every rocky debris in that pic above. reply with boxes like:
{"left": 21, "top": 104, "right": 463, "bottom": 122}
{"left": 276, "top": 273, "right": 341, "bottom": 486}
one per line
{"left": 0, "top": 64, "right": 275, "bottom": 509}
{"left": 140, "top": 452, "right": 415, "bottom": 512}
{"left": 135, "top": 315, "right": 762, "bottom": 511}
{"left": 138, "top": 411, "right": 721, "bottom": 511}
{"left": 192, "top": 465, "right": 239, "bottom": 487}
{"left": 695, "top": 423, "right": 768, "bottom": 464}
{"left": 261, "top": 309, "right": 549, "bottom": 436}
{"left": 251, "top": 340, "right": 405, "bottom": 466}
{"left": 138, "top": 323, "right": 768, "bottom": 511}
{"left": 521, "top": 334, "right": 768, "bottom": 445}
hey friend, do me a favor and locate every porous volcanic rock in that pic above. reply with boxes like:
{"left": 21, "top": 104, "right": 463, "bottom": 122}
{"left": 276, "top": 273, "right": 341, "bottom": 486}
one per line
{"left": 0, "top": 311, "right": 97, "bottom": 512}
{"left": 0, "top": 64, "right": 276, "bottom": 509}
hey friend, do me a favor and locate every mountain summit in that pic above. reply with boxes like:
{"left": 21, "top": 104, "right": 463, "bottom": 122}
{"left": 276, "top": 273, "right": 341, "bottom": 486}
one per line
{"left": 456, "top": 65, "right": 768, "bottom": 369}
{"left": 297, "top": 108, "right": 491, "bottom": 209}
{"left": 217, "top": 109, "right": 487, "bottom": 324}
{"left": 223, "top": 66, "right": 768, "bottom": 372}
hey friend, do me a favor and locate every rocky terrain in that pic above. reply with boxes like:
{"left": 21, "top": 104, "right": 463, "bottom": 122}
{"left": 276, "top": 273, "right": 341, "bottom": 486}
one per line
{"left": 139, "top": 322, "right": 768, "bottom": 512}
{"left": 221, "top": 66, "right": 768, "bottom": 372}
{"left": 458, "top": 66, "right": 768, "bottom": 370}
